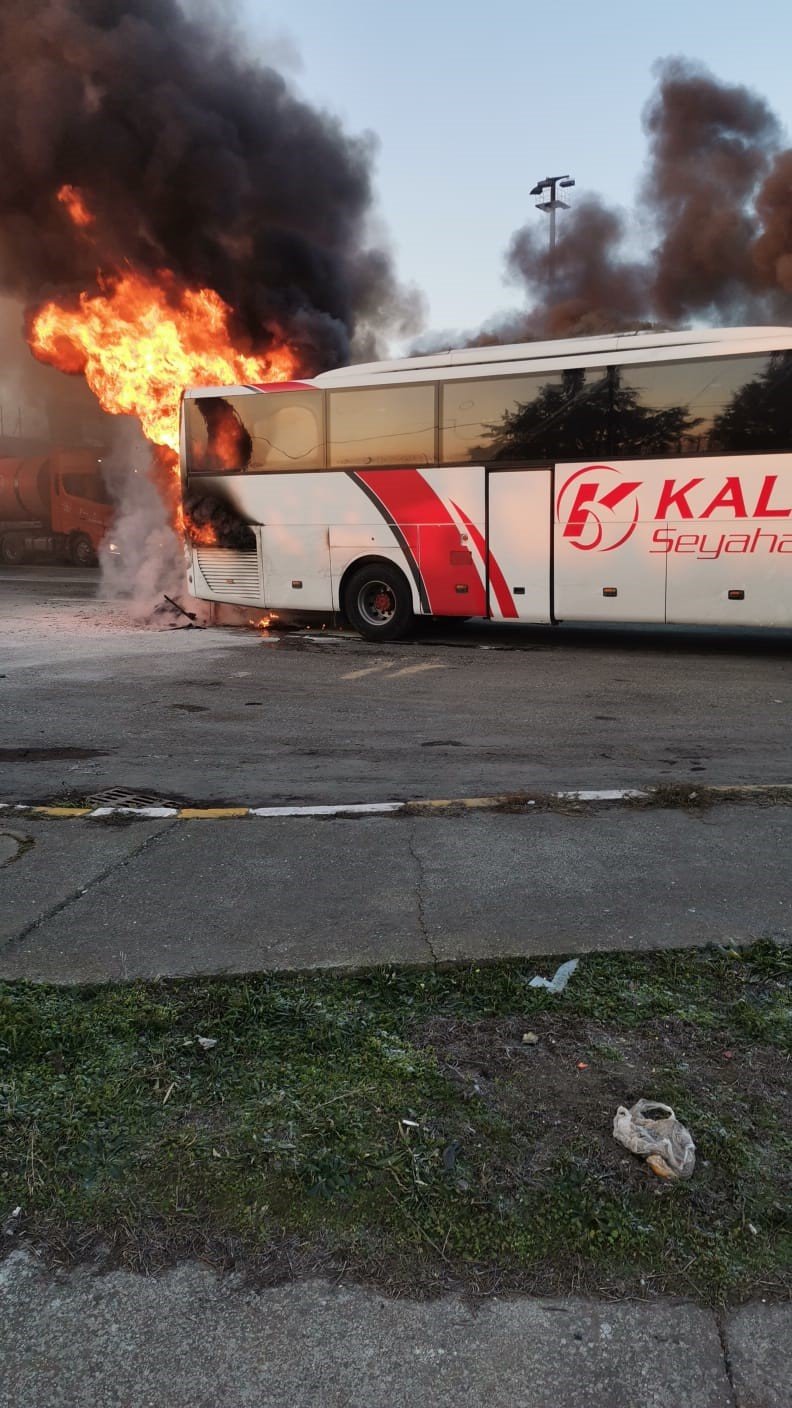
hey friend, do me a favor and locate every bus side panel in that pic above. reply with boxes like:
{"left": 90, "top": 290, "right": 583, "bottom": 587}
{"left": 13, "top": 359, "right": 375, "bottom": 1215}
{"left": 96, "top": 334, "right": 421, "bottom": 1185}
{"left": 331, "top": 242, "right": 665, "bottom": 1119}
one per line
{"left": 347, "top": 466, "right": 487, "bottom": 616}
{"left": 553, "top": 523, "right": 668, "bottom": 623}
{"left": 552, "top": 454, "right": 792, "bottom": 626}
{"left": 487, "top": 469, "right": 551, "bottom": 622}
{"left": 664, "top": 457, "right": 792, "bottom": 627}
{"left": 260, "top": 523, "right": 332, "bottom": 612}
{"left": 552, "top": 460, "right": 667, "bottom": 623}
{"left": 185, "top": 471, "right": 419, "bottom": 613}
{"left": 419, "top": 466, "right": 487, "bottom": 616}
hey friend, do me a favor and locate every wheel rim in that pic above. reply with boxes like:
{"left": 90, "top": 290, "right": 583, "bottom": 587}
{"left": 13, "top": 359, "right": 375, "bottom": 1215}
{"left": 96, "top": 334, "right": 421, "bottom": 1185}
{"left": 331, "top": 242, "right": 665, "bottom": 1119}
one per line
{"left": 357, "top": 580, "right": 397, "bottom": 627}
{"left": 74, "top": 540, "right": 92, "bottom": 564}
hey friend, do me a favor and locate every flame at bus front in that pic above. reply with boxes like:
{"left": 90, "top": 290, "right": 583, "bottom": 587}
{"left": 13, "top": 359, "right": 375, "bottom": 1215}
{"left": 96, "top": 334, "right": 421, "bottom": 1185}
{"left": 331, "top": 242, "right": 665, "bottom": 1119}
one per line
{"left": 29, "top": 270, "right": 296, "bottom": 459}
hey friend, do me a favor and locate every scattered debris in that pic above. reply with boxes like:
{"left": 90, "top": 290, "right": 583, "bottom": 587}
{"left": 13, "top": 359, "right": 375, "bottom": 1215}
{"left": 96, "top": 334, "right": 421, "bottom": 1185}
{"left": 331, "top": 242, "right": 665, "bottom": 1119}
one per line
{"left": 576, "top": 1061, "right": 589, "bottom": 1071}
{"left": 521, "top": 1031, "right": 539, "bottom": 1045}
{"left": 529, "top": 958, "right": 579, "bottom": 993}
{"left": 196, "top": 1036, "right": 218, "bottom": 1051}
{"left": 443, "top": 1140, "right": 461, "bottom": 1170}
{"left": 2, "top": 1206, "right": 22, "bottom": 1236}
{"left": 160, "top": 594, "right": 203, "bottom": 626}
{"left": 613, "top": 1099, "right": 696, "bottom": 1180}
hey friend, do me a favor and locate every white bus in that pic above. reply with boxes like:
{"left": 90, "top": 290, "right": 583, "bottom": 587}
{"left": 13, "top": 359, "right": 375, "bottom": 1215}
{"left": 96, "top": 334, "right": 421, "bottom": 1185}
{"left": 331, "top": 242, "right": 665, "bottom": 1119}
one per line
{"left": 180, "top": 326, "right": 792, "bottom": 639}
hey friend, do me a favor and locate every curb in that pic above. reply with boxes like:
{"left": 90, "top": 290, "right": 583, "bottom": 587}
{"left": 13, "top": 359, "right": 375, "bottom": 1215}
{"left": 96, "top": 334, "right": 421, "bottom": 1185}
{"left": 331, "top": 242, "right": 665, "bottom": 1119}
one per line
{"left": 2, "top": 784, "right": 792, "bottom": 820}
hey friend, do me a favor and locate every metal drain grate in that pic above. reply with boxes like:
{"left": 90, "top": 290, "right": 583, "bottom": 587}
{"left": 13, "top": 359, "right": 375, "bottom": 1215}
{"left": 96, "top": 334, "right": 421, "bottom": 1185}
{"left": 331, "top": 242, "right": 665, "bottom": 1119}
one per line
{"left": 86, "top": 787, "right": 176, "bottom": 808}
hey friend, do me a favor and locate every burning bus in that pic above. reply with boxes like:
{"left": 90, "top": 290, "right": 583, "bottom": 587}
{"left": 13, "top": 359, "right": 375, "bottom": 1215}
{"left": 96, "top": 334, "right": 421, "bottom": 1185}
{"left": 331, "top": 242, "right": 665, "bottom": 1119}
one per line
{"left": 179, "top": 326, "right": 792, "bottom": 638}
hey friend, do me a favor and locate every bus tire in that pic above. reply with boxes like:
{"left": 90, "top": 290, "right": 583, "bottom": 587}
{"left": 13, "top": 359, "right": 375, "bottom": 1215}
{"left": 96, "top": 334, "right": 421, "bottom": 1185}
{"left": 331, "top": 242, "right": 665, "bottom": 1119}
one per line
{"left": 69, "top": 532, "right": 98, "bottom": 567}
{"left": 0, "top": 534, "right": 29, "bottom": 565}
{"left": 343, "top": 561, "right": 414, "bottom": 641}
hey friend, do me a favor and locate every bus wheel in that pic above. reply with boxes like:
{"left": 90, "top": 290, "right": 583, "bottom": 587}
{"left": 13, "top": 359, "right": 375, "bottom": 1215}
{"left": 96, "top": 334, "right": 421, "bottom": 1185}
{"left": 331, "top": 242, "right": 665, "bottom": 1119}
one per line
{"left": 69, "top": 533, "right": 98, "bottom": 567}
{"left": 343, "top": 562, "right": 414, "bottom": 641}
{"left": 0, "top": 534, "right": 29, "bottom": 565}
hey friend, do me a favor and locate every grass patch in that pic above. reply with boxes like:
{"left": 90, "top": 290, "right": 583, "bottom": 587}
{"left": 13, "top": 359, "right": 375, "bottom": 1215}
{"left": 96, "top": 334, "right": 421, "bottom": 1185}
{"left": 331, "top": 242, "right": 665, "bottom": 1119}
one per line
{"left": 1, "top": 942, "right": 789, "bottom": 1303}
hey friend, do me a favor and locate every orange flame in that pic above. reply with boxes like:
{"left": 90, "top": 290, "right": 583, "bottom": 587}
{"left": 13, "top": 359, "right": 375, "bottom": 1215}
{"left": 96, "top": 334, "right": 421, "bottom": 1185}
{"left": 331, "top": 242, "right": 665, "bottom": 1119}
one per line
{"left": 28, "top": 270, "right": 295, "bottom": 455}
{"left": 57, "top": 184, "right": 94, "bottom": 228}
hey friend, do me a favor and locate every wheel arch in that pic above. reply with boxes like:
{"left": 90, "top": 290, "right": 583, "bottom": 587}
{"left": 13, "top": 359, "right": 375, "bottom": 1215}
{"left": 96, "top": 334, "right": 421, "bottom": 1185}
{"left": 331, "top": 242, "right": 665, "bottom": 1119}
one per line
{"left": 337, "top": 553, "right": 423, "bottom": 616}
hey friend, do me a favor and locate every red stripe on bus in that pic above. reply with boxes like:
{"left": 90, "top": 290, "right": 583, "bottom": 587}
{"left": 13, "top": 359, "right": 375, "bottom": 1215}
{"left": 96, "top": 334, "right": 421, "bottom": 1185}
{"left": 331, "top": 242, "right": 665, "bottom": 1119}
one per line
{"left": 355, "top": 469, "right": 486, "bottom": 616}
{"left": 247, "top": 381, "right": 314, "bottom": 392}
{"left": 450, "top": 500, "right": 519, "bottom": 619}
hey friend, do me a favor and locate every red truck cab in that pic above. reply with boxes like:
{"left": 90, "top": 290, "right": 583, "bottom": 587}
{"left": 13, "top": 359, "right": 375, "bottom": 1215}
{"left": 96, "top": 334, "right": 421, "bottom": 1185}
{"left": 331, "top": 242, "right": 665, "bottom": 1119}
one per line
{"left": 0, "top": 448, "right": 114, "bottom": 565}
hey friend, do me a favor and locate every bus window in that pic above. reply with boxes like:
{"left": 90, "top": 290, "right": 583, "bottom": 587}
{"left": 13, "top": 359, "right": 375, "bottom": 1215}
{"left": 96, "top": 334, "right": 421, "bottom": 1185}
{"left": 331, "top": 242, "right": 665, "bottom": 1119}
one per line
{"left": 441, "top": 368, "right": 609, "bottom": 463}
{"left": 185, "top": 392, "right": 324, "bottom": 473}
{"left": 329, "top": 385, "right": 435, "bottom": 467}
{"left": 612, "top": 354, "right": 792, "bottom": 456}
{"left": 711, "top": 351, "right": 792, "bottom": 453}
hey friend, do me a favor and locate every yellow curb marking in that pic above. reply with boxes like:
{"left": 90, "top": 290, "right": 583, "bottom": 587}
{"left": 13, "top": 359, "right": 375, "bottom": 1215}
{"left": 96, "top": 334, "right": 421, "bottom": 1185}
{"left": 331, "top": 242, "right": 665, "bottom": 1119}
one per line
{"left": 178, "top": 807, "right": 250, "bottom": 818}
{"left": 32, "top": 806, "right": 93, "bottom": 817}
{"left": 410, "top": 797, "right": 498, "bottom": 810}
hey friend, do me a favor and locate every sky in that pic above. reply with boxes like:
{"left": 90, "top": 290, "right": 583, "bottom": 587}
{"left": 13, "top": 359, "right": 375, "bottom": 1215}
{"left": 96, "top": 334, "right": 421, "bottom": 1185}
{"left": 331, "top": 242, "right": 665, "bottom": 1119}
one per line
{"left": 251, "top": 0, "right": 792, "bottom": 346}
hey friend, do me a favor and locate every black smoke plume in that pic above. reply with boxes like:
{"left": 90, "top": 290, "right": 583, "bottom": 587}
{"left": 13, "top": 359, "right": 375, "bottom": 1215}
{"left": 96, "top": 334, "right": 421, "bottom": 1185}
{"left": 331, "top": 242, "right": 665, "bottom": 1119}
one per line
{"left": 425, "top": 58, "right": 792, "bottom": 349}
{"left": 183, "top": 487, "right": 255, "bottom": 551}
{"left": 0, "top": 0, "right": 419, "bottom": 374}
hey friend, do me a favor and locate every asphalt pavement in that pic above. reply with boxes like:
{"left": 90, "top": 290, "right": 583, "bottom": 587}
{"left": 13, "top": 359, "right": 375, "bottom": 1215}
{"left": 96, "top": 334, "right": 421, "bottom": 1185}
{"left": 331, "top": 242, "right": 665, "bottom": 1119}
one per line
{"left": 2, "top": 566, "right": 792, "bottom": 808}
{"left": 2, "top": 567, "right": 791, "bottom": 981}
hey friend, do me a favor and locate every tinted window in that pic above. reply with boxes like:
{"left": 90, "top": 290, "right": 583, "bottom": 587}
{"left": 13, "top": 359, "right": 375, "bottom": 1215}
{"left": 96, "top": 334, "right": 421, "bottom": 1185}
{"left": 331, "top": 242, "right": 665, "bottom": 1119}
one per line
{"left": 710, "top": 351, "right": 792, "bottom": 452}
{"left": 329, "top": 385, "right": 435, "bottom": 467}
{"left": 613, "top": 353, "right": 792, "bottom": 456}
{"left": 185, "top": 391, "right": 324, "bottom": 473}
{"left": 441, "top": 368, "right": 609, "bottom": 463}
{"left": 61, "top": 472, "right": 110, "bottom": 503}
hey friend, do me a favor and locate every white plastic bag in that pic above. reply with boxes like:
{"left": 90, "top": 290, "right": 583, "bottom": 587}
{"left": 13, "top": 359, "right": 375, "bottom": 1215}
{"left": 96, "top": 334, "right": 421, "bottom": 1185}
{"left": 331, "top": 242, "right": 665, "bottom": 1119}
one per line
{"left": 613, "top": 1099, "right": 696, "bottom": 1180}
{"left": 528, "top": 958, "right": 579, "bottom": 993}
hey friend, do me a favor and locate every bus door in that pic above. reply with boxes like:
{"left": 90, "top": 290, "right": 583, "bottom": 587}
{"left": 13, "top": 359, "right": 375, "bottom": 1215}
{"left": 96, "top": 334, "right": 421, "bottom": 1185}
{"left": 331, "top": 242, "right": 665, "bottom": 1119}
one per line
{"left": 487, "top": 468, "right": 552, "bottom": 622}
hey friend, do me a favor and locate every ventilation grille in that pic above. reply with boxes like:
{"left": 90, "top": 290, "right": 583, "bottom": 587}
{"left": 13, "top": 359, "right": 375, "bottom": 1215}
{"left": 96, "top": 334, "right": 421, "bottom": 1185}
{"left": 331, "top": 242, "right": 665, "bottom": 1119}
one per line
{"left": 195, "top": 547, "right": 263, "bottom": 603}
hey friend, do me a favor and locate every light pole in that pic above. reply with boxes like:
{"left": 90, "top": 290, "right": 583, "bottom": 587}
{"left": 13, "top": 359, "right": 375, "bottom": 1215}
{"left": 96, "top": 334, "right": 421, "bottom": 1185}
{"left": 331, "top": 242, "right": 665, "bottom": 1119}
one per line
{"left": 529, "top": 175, "right": 575, "bottom": 286}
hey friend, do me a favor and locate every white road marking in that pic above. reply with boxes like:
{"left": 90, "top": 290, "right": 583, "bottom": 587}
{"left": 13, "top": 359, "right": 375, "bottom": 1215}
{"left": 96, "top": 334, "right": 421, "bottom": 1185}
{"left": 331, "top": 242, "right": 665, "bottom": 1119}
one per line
{"left": 388, "top": 662, "right": 446, "bottom": 679}
{"left": 248, "top": 802, "right": 403, "bottom": 817}
{"left": 554, "top": 789, "right": 648, "bottom": 802}
{"left": 340, "top": 662, "right": 397, "bottom": 680}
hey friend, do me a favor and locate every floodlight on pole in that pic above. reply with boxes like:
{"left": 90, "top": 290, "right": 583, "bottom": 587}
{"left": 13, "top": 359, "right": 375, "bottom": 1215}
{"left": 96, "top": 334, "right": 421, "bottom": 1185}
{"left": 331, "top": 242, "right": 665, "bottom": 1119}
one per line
{"left": 531, "top": 174, "right": 575, "bottom": 285}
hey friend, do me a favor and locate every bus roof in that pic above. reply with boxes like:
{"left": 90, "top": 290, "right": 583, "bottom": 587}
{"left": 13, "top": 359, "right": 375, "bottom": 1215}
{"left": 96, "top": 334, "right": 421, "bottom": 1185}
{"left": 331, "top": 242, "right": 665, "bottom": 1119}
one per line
{"left": 313, "top": 326, "right": 792, "bottom": 384}
{"left": 183, "top": 326, "right": 792, "bottom": 398}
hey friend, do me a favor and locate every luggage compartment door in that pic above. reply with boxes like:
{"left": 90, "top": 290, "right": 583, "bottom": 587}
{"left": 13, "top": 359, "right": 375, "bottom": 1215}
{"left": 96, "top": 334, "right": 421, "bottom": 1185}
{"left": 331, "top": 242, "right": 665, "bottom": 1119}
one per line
{"left": 487, "top": 469, "right": 552, "bottom": 622}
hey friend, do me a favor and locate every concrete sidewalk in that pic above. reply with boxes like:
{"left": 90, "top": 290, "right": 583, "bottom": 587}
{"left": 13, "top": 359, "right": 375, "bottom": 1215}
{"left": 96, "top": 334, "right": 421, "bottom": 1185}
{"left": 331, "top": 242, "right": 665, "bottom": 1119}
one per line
{"left": 1, "top": 1251, "right": 788, "bottom": 1407}
{"left": 1, "top": 803, "right": 791, "bottom": 982}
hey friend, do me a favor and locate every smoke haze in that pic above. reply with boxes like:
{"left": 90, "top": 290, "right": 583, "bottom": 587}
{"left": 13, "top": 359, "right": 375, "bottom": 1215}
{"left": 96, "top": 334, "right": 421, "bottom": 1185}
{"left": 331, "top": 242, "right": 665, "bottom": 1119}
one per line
{"left": 0, "top": 0, "right": 420, "bottom": 374}
{"left": 98, "top": 420, "right": 193, "bottom": 621}
{"left": 416, "top": 59, "right": 792, "bottom": 350}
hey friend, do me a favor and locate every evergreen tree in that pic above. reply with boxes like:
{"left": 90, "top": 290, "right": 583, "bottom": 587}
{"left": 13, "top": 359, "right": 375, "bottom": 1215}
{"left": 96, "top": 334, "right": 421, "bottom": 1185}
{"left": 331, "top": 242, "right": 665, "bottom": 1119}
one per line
{"left": 481, "top": 367, "right": 698, "bottom": 461}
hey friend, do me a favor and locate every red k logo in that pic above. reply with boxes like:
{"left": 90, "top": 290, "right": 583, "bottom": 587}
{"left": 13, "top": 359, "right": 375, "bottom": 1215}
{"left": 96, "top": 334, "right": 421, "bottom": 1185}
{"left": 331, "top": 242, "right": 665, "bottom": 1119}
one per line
{"left": 557, "top": 465, "right": 643, "bottom": 552}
